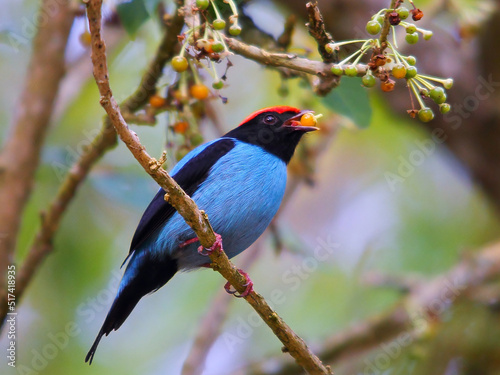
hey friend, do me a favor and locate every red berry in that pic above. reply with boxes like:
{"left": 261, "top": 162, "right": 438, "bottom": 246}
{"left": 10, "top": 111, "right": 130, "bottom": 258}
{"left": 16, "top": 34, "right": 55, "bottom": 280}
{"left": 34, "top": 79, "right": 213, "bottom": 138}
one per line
{"left": 388, "top": 11, "right": 401, "bottom": 26}
{"left": 381, "top": 79, "right": 395, "bottom": 92}
{"left": 411, "top": 8, "right": 424, "bottom": 21}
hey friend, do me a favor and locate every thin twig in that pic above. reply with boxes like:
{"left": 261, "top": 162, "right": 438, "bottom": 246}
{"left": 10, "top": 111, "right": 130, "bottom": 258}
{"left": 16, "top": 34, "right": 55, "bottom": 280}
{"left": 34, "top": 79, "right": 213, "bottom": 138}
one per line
{"left": 379, "top": 0, "right": 398, "bottom": 52}
{"left": 305, "top": 2, "right": 336, "bottom": 63}
{"left": 86, "top": 1, "right": 331, "bottom": 373}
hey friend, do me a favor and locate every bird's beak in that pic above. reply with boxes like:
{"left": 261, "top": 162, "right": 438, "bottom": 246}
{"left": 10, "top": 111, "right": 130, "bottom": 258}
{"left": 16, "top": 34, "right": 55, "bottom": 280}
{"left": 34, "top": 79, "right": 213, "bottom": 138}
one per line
{"left": 282, "top": 110, "right": 319, "bottom": 132}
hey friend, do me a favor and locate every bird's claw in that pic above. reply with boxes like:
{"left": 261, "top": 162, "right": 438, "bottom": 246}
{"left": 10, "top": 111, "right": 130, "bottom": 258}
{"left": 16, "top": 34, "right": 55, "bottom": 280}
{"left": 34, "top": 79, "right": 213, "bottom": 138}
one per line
{"left": 197, "top": 233, "right": 223, "bottom": 256}
{"left": 224, "top": 269, "right": 254, "bottom": 298}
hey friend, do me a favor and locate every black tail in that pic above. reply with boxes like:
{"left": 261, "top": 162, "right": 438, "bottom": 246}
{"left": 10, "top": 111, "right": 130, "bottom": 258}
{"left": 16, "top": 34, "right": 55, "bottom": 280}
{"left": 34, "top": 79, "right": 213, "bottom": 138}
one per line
{"left": 85, "top": 255, "right": 178, "bottom": 364}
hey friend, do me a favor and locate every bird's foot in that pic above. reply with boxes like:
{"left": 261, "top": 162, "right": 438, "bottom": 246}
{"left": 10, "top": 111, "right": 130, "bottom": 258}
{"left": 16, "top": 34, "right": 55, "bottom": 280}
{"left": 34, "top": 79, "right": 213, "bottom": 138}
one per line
{"left": 224, "top": 269, "right": 254, "bottom": 298}
{"left": 197, "top": 233, "right": 223, "bottom": 256}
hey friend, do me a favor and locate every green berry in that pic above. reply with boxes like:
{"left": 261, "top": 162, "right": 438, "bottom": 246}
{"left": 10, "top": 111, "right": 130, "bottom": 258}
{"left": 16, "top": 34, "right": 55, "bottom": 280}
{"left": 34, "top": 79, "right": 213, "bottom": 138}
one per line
{"left": 344, "top": 65, "right": 358, "bottom": 77}
{"left": 405, "top": 32, "right": 419, "bottom": 44}
{"left": 418, "top": 108, "right": 434, "bottom": 122}
{"left": 331, "top": 64, "right": 343, "bottom": 76}
{"left": 212, "top": 81, "right": 224, "bottom": 90}
{"left": 439, "top": 103, "right": 451, "bottom": 114}
{"left": 443, "top": 79, "right": 454, "bottom": 89}
{"left": 196, "top": 0, "right": 209, "bottom": 10}
{"left": 405, "top": 66, "right": 418, "bottom": 78}
{"left": 406, "top": 24, "right": 417, "bottom": 34}
{"left": 213, "top": 19, "right": 226, "bottom": 30}
{"left": 211, "top": 41, "right": 224, "bottom": 53}
{"left": 423, "top": 31, "right": 433, "bottom": 40}
{"left": 405, "top": 55, "right": 417, "bottom": 65}
{"left": 430, "top": 87, "right": 447, "bottom": 104}
{"left": 325, "top": 43, "right": 336, "bottom": 54}
{"left": 362, "top": 74, "right": 376, "bottom": 87}
{"left": 172, "top": 56, "right": 188, "bottom": 72}
{"left": 397, "top": 6, "right": 410, "bottom": 20}
{"left": 366, "top": 20, "right": 381, "bottom": 35}
{"left": 375, "top": 15, "right": 385, "bottom": 24}
{"left": 229, "top": 25, "right": 242, "bottom": 36}
{"left": 190, "top": 133, "right": 204, "bottom": 146}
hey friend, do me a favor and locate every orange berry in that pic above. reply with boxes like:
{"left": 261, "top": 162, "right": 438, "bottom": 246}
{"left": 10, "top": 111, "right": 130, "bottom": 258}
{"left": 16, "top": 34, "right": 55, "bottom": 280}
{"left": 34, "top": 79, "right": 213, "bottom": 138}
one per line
{"left": 79, "top": 31, "right": 91, "bottom": 46}
{"left": 392, "top": 64, "right": 407, "bottom": 79}
{"left": 300, "top": 113, "right": 317, "bottom": 127}
{"left": 190, "top": 84, "right": 210, "bottom": 100}
{"left": 381, "top": 79, "right": 395, "bottom": 92}
{"left": 149, "top": 94, "right": 166, "bottom": 108}
{"left": 173, "top": 121, "right": 189, "bottom": 134}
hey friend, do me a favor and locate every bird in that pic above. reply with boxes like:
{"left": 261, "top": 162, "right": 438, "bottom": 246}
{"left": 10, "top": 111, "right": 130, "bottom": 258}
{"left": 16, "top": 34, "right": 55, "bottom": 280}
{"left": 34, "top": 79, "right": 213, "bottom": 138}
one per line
{"left": 85, "top": 106, "right": 318, "bottom": 364}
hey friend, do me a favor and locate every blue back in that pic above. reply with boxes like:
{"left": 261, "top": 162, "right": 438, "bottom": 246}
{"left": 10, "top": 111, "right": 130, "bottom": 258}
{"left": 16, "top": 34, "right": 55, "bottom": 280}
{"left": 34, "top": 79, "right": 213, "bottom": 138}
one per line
{"left": 139, "top": 138, "right": 287, "bottom": 270}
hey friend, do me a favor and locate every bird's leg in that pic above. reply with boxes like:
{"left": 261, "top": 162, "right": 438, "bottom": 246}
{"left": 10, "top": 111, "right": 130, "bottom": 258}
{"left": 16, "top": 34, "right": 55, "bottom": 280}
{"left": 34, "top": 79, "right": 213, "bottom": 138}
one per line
{"left": 224, "top": 269, "right": 254, "bottom": 298}
{"left": 197, "top": 233, "right": 223, "bottom": 256}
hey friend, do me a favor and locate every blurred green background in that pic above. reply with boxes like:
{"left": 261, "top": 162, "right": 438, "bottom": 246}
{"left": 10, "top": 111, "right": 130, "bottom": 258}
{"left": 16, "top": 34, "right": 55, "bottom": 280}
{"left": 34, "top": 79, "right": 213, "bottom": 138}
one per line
{"left": 1, "top": 0, "right": 500, "bottom": 374}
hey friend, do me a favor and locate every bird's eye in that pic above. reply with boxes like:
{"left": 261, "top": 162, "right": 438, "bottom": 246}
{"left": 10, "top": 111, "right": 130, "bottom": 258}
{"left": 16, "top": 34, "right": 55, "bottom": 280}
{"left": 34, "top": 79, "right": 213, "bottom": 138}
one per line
{"left": 263, "top": 115, "right": 277, "bottom": 125}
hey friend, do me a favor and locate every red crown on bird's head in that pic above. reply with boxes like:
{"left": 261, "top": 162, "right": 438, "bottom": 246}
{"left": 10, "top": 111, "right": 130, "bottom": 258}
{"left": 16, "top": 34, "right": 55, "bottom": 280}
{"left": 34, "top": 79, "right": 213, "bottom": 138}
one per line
{"left": 238, "top": 106, "right": 301, "bottom": 126}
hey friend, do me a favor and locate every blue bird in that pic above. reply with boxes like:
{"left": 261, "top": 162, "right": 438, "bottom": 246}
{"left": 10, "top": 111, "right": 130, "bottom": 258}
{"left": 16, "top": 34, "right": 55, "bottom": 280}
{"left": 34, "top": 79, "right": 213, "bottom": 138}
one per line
{"left": 85, "top": 106, "right": 318, "bottom": 363}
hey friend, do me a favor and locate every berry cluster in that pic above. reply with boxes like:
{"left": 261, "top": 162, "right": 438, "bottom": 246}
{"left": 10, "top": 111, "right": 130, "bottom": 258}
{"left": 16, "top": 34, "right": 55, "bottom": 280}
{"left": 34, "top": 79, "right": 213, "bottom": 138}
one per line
{"left": 328, "top": 0, "right": 452, "bottom": 122}
{"left": 158, "top": 0, "right": 243, "bottom": 159}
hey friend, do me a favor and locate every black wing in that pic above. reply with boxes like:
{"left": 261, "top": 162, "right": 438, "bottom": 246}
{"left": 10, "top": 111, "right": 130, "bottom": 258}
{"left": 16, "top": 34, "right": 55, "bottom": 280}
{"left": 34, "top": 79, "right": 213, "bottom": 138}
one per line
{"left": 127, "top": 138, "right": 235, "bottom": 254}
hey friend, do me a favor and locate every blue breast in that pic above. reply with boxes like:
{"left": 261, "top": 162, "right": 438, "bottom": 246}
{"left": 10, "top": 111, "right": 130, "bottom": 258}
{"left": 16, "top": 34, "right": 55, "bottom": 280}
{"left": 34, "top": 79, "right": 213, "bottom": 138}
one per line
{"left": 143, "top": 139, "right": 287, "bottom": 270}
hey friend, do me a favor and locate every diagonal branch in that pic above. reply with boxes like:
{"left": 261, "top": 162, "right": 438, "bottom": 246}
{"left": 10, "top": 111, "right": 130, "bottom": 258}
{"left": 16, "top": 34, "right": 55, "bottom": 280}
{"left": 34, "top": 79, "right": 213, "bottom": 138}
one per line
{"left": 0, "top": 0, "right": 185, "bottom": 328}
{"left": 86, "top": 1, "right": 331, "bottom": 373}
{"left": 181, "top": 117, "right": 339, "bottom": 375}
{"left": 248, "top": 241, "right": 500, "bottom": 374}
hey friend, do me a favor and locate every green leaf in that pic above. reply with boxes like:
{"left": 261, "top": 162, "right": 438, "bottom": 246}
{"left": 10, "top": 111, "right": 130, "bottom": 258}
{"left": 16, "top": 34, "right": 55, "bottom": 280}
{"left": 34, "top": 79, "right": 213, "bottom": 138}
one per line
{"left": 322, "top": 77, "right": 372, "bottom": 129}
{"left": 117, "top": 0, "right": 150, "bottom": 36}
{"left": 144, "top": 0, "right": 163, "bottom": 15}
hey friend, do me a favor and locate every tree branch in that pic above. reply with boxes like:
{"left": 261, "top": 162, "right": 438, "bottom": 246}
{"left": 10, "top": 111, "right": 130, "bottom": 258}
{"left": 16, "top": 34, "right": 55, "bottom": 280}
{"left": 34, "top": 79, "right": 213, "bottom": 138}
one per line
{"left": 248, "top": 241, "right": 500, "bottom": 374}
{"left": 181, "top": 117, "right": 339, "bottom": 374}
{"left": 0, "top": 0, "right": 74, "bottom": 304}
{"left": 225, "top": 36, "right": 334, "bottom": 78}
{"left": 305, "top": 2, "right": 335, "bottom": 63}
{"left": 86, "top": 1, "right": 331, "bottom": 373}
{"left": 0, "top": 0, "right": 186, "bottom": 327}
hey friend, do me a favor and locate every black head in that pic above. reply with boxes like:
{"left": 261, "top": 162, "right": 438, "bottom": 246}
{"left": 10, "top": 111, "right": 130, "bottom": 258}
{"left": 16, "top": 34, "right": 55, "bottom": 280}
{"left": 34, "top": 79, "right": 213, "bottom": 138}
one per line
{"left": 223, "top": 106, "right": 318, "bottom": 164}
